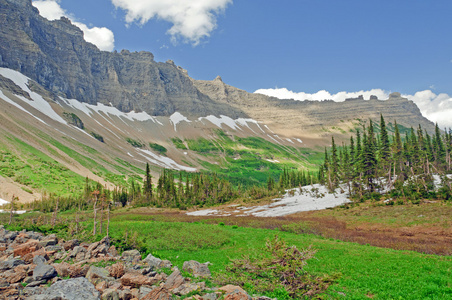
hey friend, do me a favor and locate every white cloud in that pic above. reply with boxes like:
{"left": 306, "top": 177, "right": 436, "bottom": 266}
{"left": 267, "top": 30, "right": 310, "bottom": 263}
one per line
{"left": 255, "top": 88, "right": 452, "bottom": 128}
{"left": 32, "top": 0, "right": 115, "bottom": 51}
{"left": 111, "top": 0, "right": 232, "bottom": 45}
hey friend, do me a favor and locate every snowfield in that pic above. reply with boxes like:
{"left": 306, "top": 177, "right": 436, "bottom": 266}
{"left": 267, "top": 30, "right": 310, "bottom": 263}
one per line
{"left": 187, "top": 184, "right": 351, "bottom": 217}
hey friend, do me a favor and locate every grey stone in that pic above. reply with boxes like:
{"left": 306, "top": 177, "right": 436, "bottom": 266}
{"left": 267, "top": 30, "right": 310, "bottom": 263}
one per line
{"left": 139, "top": 286, "right": 154, "bottom": 299}
{"left": 45, "top": 245, "right": 63, "bottom": 252}
{"left": 143, "top": 254, "right": 172, "bottom": 269}
{"left": 33, "top": 255, "right": 47, "bottom": 265}
{"left": 33, "top": 263, "right": 57, "bottom": 281}
{"left": 0, "top": 258, "right": 25, "bottom": 270}
{"left": 121, "top": 249, "right": 140, "bottom": 262}
{"left": 101, "top": 288, "right": 119, "bottom": 300}
{"left": 85, "top": 266, "right": 115, "bottom": 285}
{"left": 27, "top": 280, "right": 46, "bottom": 287}
{"left": 202, "top": 293, "right": 218, "bottom": 300}
{"left": 118, "top": 289, "right": 132, "bottom": 300}
{"left": 39, "top": 234, "right": 58, "bottom": 247}
{"left": 4, "top": 231, "right": 17, "bottom": 241}
{"left": 70, "top": 245, "right": 86, "bottom": 257}
{"left": 29, "top": 277, "right": 100, "bottom": 300}
{"left": 182, "top": 260, "right": 212, "bottom": 278}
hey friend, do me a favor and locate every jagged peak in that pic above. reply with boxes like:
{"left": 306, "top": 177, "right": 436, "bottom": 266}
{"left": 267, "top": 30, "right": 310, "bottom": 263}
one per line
{"left": 214, "top": 75, "right": 223, "bottom": 82}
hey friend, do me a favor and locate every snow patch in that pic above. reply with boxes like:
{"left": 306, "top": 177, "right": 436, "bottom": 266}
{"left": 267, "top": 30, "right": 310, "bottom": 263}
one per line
{"left": 186, "top": 209, "right": 219, "bottom": 216}
{"left": 137, "top": 149, "right": 196, "bottom": 172}
{"left": 0, "top": 210, "right": 27, "bottom": 214}
{"left": 0, "top": 68, "right": 66, "bottom": 124}
{"left": 170, "top": 112, "right": 191, "bottom": 131}
{"left": 0, "top": 91, "right": 47, "bottom": 124}
{"left": 296, "top": 138, "right": 303, "bottom": 144}
{"left": 61, "top": 97, "right": 163, "bottom": 124}
{"left": 0, "top": 198, "right": 8, "bottom": 206}
{"left": 286, "top": 138, "right": 294, "bottom": 144}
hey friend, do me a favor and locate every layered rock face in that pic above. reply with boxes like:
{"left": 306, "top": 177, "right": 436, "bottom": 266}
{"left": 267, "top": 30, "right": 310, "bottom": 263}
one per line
{"left": 0, "top": 0, "right": 245, "bottom": 118}
{"left": 0, "top": 0, "right": 435, "bottom": 135}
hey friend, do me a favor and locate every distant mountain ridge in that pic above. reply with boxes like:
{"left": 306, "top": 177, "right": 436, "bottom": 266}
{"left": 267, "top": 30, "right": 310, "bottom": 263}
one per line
{"left": 0, "top": 0, "right": 435, "bottom": 135}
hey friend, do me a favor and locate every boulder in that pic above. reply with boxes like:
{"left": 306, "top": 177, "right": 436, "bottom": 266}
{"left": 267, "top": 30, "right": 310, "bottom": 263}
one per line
{"left": 63, "top": 239, "right": 79, "bottom": 251}
{"left": 173, "top": 281, "right": 206, "bottom": 296}
{"left": 53, "top": 262, "right": 71, "bottom": 278}
{"left": 118, "top": 289, "right": 132, "bottom": 300}
{"left": 143, "top": 253, "right": 172, "bottom": 269}
{"left": 0, "top": 258, "right": 25, "bottom": 270}
{"left": 33, "top": 263, "right": 57, "bottom": 281}
{"left": 120, "top": 272, "right": 161, "bottom": 288}
{"left": 163, "top": 268, "right": 185, "bottom": 291}
{"left": 85, "top": 266, "right": 115, "bottom": 285}
{"left": 219, "top": 285, "right": 251, "bottom": 300}
{"left": 33, "top": 255, "right": 47, "bottom": 265}
{"left": 121, "top": 250, "right": 141, "bottom": 262}
{"left": 101, "top": 288, "right": 120, "bottom": 300}
{"left": 182, "top": 260, "right": 211, "bottom": 278}
{"left": 29, "top": 277, "right": 100, "bottom": 300}
{"left": 141, "top": 286, "right": 172, "bottom": 300}
{"left": 12, "top": 239, "right": 41, "bottom": 257}
{"left": 39, "top": 234, "right": 58, "bottom": 247}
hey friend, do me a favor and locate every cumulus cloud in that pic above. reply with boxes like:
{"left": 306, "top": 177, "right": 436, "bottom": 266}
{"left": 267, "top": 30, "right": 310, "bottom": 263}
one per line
{"left": 32, "top": 0, "right": 115, "bottom": 51}
{"left": 255, "top": 88, "right": 452, "bottom": 128}
{"left": 111, "top": 0, "right": 232, "bottom": 45}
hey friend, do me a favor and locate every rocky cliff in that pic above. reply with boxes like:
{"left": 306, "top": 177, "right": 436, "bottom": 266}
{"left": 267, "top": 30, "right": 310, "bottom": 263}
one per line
{"left": 0, "top": 0, "right": 436, "bottom": 135}
{"left": 0, "top": 0, "right": 245, "bottom": 118}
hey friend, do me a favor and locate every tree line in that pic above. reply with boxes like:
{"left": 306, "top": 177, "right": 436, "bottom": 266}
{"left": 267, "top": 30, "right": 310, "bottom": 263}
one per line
{"left": 29, "top": 164, "right": 318, "bottom": 213}
{"left": 319, "top": 115, "right": 452, "bottom": 202}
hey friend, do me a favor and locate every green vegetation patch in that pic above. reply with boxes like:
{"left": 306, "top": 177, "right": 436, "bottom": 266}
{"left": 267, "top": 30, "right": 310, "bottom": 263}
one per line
{"left": 149, "top": 143, "right": 167, "bottom": 155}
{"left": 126, "top": 138, "right": 144, "bottom": 148}
{"left": 171, "top": 137, "right": 187, "bottom": 150}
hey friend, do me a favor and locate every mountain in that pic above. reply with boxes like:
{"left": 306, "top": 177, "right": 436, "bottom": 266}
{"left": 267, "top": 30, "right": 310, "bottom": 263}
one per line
{"left": 0, "top": 0, "right": 435, "bottom": 202}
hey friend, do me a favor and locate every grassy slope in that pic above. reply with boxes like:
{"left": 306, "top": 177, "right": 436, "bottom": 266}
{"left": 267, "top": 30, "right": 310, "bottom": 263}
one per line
{"left": 180, "top": 130, "right": 322, "bottom": 186}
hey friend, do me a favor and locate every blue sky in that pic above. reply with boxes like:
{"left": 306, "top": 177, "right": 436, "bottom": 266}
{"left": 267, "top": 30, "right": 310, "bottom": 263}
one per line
{"left": 31, "top": 0, "right": 452, "bottom": 127}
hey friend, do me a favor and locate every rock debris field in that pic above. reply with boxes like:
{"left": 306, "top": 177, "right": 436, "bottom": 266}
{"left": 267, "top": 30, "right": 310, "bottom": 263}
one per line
{"left": 0, "top": 225, "right": 271, "bottom": 300}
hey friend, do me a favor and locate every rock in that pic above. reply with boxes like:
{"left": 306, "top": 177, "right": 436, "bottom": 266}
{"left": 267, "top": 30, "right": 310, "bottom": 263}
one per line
{"left": 0, "top": 258, "right": 25, "bottom": 270}
{"left": 4, "top": 231, "right": 18, "bottom": 242}
{"left": 69, "top": 263, "right": 90, "bottom": 278}
{"left": 143, "top": 253, "right": 172, "bottom": 269}
{"left": 95, "top": 280, "right": 108, "bottom": 293}
{"left": 86, "top": 265, "right": 115, "bottom": 285}
{"left": 5, "top": 266, "right": 27, "bottom": 283}
{"left": 71, "top": 245, "right": 87, "bottom": 257}
{"left": 27, "top": 280, "right": 46, "bottom": 287}
{"left": 121, "top": 250, "right": 141, "bottom": 262}
{"left": 163, "top": 268, "right": 185, "bottom": 291}
{"left": 102, "top": 288, "right": 120, "bottom": 300}
{"left": 29, "top": 277, "right": 100, "bottom": 300}
{"left": 219, "top": 285, "right": 251, "bottom": 300}
{"left": 108, "top": 262, "right": 125, "bottom": 279}
{"left": 39, "top": 234, "right": 58, "bottom": 247}
{"left": 173, "top": 281, "right": 206, "bottom": 296}
{"left": 33, "top": 263, "right": 57, "bottom": 281}
{"left": 53, "top": 262, "right": 71, "bottom": 278}
{"left": 12, "top": 239, "right": 41, "bottom": 257}
{"left": 139, "top": 286, "right": 154, "bottom": 299}
{"left": 182, "top": 260, "right": 211, "bottom": 278}
{"left": 33, "top": 255, "right": 47, "bottom": 265}
{"left": 45, "top": 245, "right": 63, "bottom": 252}
{"left": 120, "top": 272, "right": 162, "bottom": 288}
{"left": 118, "top": 289, "right": 132, "bottom": 300}
{"left": 63, "top": 239, "right": 79, "bottom": 251}
{"left": 141, "top": 286, "right": 172, "bottom": 300}
{"left": 108, "top": 245, "right": 118, "bottom": 257}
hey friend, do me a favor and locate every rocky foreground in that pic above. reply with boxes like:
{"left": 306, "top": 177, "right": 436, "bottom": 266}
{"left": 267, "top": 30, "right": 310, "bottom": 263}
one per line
{"left": 0, "top": 225, "right": 269, "bottom": 300}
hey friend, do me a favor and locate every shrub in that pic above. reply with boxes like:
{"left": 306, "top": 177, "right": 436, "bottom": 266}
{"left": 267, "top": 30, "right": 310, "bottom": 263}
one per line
{"left": 149, "top": 143, "right": 167, "bottom": 154}
{"left": 216, "top": 236, "right": 334, "bottom": 299}
{"left": 126, "top": 138, "right": 144, "bottom": 148}
{"left": 91, "top": 132, "right": 104, "bottom": 143}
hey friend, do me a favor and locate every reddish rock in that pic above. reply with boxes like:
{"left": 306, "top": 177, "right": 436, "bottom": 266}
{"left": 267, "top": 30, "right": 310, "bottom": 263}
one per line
{"left": 12, "top": 239, "right": 40, "bottom": 257}
{"left": 163, "top": 269, "right": 185, "bottom": 291}
{"left": 95, "top": 280, "right": 108, "bottom": 292}
{"left": 120, "top": 272, "right": 160, "bottom": 288}
{"left": 220, "top": 285, "right": 251, "bottom": 300}
{"left": 53, "top": 262, "right": 71, "bottom": 278}
{"left": 141, "top": 287, "right": 172, "bottom": 300}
